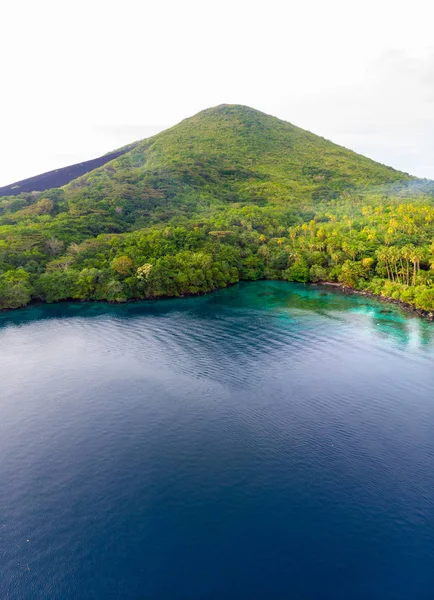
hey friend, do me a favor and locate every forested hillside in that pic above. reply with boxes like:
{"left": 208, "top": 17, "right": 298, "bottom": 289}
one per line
{"left": 1, "top": 105, "right": 433, "bottom": 313}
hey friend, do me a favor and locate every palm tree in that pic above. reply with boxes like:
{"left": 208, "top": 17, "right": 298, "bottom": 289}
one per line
{"left": 410, "top": 247, "right": 424, "bottom": 286}
{"left": 401, "top": 245, "right": 414, "bottom": 286}
{"left": 376, "top": 247, "right": 391, "bottom": 281}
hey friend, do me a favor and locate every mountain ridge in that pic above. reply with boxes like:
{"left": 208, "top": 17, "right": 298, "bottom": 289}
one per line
{"left": 0, "top": 104, "right": 411, "bottom": 199}
{"left": 1, "top": 104, "right": 433, "bottom": 314}
{"left": 0, "top": 146, "right": 138, "bottom": 197}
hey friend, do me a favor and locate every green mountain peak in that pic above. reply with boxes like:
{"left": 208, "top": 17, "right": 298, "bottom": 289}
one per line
{"left": 1, "top": 105, "right": 433, "bottom": 313}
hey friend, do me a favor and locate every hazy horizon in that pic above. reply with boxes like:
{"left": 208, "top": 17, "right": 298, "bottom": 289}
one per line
{"left": 1, "top": 0, "right": 433, "bottom": 186}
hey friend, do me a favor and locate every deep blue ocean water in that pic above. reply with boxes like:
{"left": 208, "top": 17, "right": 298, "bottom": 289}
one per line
{"left": 1, "top": 281, "right": 433, "bottom": 599}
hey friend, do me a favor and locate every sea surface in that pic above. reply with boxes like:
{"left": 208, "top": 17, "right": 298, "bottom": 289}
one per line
{"left": 1, "top": 281, "right": 433, "bottom": 599}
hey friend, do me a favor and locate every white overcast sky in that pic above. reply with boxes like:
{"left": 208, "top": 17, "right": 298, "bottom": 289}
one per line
{"left": 1, "top": 0, "right": 433, "bottom": 186}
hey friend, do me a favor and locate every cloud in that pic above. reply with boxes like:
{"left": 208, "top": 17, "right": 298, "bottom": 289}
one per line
{"left": 1, "top": 1, "right": 434, "bottom": 183}
{"left": 281, "top": 51, "right": 434, "bottom": 177}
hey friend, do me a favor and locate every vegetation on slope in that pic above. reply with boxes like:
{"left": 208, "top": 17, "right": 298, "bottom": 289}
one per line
{"left": 1, "top": 105, "right": 433, "bottom": 313}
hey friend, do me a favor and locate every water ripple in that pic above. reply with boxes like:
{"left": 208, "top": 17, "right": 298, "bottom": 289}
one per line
{"left": 0, "top": 282, "right": 433, "bottom": 600}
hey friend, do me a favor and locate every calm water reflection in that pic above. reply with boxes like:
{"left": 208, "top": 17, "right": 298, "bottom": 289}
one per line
{"left": 1, "top": 282, "right": 433, "bottom": 599}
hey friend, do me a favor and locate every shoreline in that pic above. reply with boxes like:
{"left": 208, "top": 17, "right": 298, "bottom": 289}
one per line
{"left": 317, "top": 281, "right": 434, "bottom": 321}
{"left": 1, "top": 279, "right": 434, "bottom": 321}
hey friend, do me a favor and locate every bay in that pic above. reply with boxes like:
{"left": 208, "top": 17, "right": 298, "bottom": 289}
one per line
{"left": 1, "top": 281, "right": 433, "bottom": 599}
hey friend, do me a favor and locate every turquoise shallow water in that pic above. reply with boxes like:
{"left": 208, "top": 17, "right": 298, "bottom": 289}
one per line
{"left": 0, "top": 281, "right": 433, "bottom": 599}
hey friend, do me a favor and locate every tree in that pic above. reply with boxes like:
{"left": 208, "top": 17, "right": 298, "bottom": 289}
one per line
{"left": 410, "top": 247, "right": 424, "bottom": 286}
{"left": 111, "top": 256, "right": 133, "bottom": 276}
{"left": 0, "top": 269, "right": 32, "bottom": 309}
{"left": 309, "top": 264, "right": 328, "bottom": 282}
{"left": 45, "top": 238, "right": 65, "bottom": 256}
{"left": 137, "top": 263, "right": 153, "bottom": 280}
{"left": 38, "top": 270, "right": 77, "bottom": 302}
{"left": 339, "top": 260, "right": 365, "bottom": 287}
{"left": 287, "top": 260, "right": 309, "bottom": 283}
{"left": 105, "top": 280, "right": 127, "bottom": 302}
{"left": 415, "top": 288, "right": 434, "bottom": 311}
